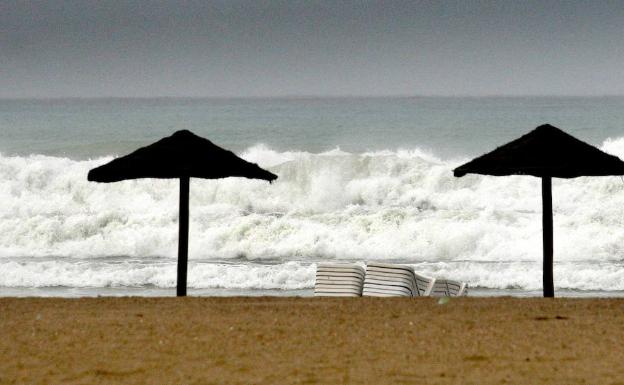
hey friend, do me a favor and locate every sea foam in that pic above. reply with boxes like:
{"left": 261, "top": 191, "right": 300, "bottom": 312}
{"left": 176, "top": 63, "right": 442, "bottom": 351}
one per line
{"left": 2, "top": 139, "right": 624, "bottom": 290}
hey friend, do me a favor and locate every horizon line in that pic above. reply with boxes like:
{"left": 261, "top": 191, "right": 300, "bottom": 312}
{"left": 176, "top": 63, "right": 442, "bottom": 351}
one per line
{"left": 2, "top": 93, "right": 624, "bottom": 101}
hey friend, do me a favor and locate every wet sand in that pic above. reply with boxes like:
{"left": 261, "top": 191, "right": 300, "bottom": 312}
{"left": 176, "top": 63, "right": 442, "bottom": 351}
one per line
{"left": 1, "top": 297, "right": 623, "bottom": 384}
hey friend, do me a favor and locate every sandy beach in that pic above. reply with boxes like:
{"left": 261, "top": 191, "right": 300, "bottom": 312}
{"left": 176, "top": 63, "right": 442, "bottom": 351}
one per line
{"left": 1, "top": 297, "right": 623, "bottom": 384}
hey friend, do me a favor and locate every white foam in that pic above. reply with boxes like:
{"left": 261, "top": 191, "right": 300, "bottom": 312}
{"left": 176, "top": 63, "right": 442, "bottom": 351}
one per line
{"left": 0, "top": 260, "right": 315, "bottom": 290}
{"left": 1, "top": 140, "right": 624, "bottom": 290}
{"left": 2, "top": 259, "right": 623, "bottom": 291}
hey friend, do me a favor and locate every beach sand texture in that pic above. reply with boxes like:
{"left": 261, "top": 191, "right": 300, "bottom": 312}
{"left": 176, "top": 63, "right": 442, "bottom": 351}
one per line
{"left": 1, "top": 297, "right": 623, "bottom": 384}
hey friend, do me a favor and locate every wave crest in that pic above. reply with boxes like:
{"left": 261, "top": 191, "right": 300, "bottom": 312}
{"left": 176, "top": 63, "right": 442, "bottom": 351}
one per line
{"left": 2, "top": 140, "right": 624, "bottom": 290}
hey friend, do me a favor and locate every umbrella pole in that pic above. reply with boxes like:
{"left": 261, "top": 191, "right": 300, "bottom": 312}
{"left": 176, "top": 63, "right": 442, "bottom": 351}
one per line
{"left": 177, "top": 176, "right": 190, "bottom": 297}
{"left": 542, "top": 177, "right": 554, "bottom": 298}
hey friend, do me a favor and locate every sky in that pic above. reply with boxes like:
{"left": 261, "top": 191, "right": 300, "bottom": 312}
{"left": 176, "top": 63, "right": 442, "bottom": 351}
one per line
{"left": 1, "top": 0, "right": 624, "bottom": 98}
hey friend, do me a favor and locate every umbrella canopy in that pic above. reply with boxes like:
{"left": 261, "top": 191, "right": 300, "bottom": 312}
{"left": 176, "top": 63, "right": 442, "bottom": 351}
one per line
{"left": 88, "top": 130, "right": 277, "bottom": 296}
{"left": 88, "top": 129, "right": 277, "bottom": 182}
{"left": 454, "top": 124, "right": 624, "bottom": 178}
{"left": 454, "top": 124, "right": 624, "bottom": 296}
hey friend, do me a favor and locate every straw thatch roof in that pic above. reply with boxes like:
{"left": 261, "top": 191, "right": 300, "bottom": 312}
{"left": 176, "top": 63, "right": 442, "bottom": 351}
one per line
{"left": 88, "top": 130, "right": 277, "bottom": 183}
{"left": 454, "top": 124, "right": 624, "bottom": 178}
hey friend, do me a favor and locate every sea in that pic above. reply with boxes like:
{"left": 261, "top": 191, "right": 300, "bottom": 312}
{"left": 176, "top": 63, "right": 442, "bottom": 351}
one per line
{"left": 2, "top": 96, "right": 624, "bottom": 297}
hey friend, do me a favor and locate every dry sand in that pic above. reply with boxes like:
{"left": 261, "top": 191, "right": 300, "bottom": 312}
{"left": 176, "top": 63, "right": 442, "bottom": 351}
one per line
{"left": 1, "top": 297, "right": 624, "bottom": 384}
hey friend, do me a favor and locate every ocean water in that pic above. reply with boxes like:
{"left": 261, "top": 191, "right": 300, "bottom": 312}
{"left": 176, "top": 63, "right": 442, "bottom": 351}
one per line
{"left": 2, "top": 96, "right": 624, "bottom": 297}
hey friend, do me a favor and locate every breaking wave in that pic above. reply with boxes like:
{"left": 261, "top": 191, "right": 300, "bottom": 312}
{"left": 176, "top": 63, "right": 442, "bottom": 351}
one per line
{"left": 2, "top": 137, "right": 624, "bottom": 290}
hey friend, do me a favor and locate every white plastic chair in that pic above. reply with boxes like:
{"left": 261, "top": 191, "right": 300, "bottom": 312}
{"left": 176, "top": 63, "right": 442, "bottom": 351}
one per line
{"left": 430, "top": 279, "right": 468, "bottom": 297}
{"left": 363, "top": 262, "right": 434, "bottom": 297}
{"left": 315, "top": 263, "right": 365, "bottom": 297}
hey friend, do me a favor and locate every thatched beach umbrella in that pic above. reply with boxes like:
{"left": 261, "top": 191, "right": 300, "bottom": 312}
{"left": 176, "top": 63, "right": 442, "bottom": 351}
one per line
{"left": 88, "top": 130, "right": 277, "bottom": 296}
{"left": 454, "top": 124, "right": 624, "bottom": 297}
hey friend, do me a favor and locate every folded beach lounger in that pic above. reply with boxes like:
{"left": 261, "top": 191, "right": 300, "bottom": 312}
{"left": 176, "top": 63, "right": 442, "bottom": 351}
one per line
{"left": 412, "top": 272, "right": 435, "bottom": 296}
{"left": 363, "top": 262, "right": 435, "bottom": 297}
{"left": 430, "top": 279, "right": 468, "bottom": 297}
{"left": 314, "top": 263, "right": 366, "bottom": 297}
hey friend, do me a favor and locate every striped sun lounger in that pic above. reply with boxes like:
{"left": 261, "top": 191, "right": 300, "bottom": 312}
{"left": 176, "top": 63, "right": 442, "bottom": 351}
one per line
{"left": 363, "top": 262, "right": 436, "bottom": 297}
{"left": 314, "top": 263, "right": 366, "bottom": 297}
{"left": 430, "top": 279, "right": 468, "bottom": 297}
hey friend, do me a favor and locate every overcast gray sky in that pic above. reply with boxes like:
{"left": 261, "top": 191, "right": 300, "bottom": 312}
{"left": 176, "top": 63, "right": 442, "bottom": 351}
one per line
{"left": 2, "top": 0, "right": 624, "bottom": 98}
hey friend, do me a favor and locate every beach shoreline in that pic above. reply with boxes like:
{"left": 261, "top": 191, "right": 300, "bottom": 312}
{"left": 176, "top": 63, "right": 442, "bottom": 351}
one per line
{"left": 2, "top": 297, "right": 623, "bottom": 384}
{"left": 4, "top": 286, "right": 624, "bottom": 298}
